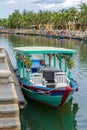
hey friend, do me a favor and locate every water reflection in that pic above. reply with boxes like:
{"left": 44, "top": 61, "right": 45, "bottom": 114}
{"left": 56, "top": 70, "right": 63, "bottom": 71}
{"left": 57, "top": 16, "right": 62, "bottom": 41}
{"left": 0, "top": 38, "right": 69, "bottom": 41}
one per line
{"left": 21, "top": 98, "right": 78, "bottom": 130}
{"left": 79, "top": 43, "right": 87, "bottom": 63}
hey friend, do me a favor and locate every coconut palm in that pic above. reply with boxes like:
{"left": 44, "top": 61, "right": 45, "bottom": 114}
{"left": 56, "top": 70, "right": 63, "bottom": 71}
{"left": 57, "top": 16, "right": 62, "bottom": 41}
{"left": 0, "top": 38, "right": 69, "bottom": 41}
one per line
{"left": 79, "top": 2, "right": 87, "bottom": 30}
{"left": 7, "top": 10, "right": 21, "bottom": 28}
{"left": 0, "top": 2, "right": 87, "bottom": 31}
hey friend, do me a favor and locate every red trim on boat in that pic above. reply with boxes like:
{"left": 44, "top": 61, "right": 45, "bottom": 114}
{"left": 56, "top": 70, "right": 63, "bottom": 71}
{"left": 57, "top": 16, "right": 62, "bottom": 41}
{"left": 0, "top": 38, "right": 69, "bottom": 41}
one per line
{"left": 23, "top": 84, "right": 69, "bottom": 93}
{"left": 59, "top": 86, "right": 71, "bottom": 107}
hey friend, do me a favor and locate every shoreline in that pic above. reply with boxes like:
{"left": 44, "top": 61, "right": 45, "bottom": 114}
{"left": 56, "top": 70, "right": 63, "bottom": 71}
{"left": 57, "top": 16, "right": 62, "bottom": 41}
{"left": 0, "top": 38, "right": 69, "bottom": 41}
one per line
{"left": 0, "top": 29, "right": 87, "bottom": 41}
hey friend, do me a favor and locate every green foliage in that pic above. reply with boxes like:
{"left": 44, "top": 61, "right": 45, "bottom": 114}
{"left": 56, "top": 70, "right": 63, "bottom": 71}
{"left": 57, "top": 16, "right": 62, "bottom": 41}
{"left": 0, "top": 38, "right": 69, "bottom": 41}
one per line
{"left": 15, "top": 54, "right": 32, "bottom": 68}
{"left": 0, "top": 2, "right": 87, "bottom": 30}
{"left": 24, "top": 59, "right": 32, "bottom": 68}
{"left": 66, "top": 59, "right": 74, "bottom": 69}
{"left": 7, "top": 10, "right": 21, "bottom": 28}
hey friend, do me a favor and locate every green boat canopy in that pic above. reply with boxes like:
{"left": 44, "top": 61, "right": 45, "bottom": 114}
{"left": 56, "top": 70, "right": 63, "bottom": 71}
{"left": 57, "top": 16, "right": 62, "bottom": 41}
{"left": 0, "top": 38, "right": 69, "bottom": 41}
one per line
{"left": 14, "top": 46, "right": 77, "bottom": 55}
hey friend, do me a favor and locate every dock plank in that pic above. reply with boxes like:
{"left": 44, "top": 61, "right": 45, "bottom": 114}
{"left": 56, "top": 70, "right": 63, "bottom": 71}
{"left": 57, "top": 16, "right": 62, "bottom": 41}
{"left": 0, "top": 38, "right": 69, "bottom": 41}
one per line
{"left": 0, "top": 104, "right": 19, "bottom": 118}
{"left": 0, "top": 47, "right": 22, "bottom": 130}
{"left": 0, "top": 118, "right": 20, "bottom": 130}
{"left": 0, "top": 84, "right": 18, "bottom": 102}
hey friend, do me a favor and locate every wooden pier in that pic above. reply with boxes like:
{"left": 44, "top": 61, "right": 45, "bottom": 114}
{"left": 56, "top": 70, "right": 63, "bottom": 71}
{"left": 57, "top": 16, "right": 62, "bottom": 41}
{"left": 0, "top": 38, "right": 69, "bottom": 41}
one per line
{"left": 0, "top": 47, "right": 26, "bottom": 130}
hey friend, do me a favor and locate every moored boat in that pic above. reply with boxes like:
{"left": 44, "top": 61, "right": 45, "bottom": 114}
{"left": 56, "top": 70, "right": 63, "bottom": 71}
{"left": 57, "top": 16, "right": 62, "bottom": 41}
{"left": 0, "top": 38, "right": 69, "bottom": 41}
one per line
{"left": 14, "top": 46, "right": 78, "bottom": 108}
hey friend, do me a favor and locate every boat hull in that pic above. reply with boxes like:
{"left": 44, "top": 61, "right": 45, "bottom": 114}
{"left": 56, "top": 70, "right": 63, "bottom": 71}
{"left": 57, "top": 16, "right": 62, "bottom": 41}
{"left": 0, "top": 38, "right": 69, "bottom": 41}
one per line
{"left": 18, "top": 77, "right": 78, "bottom": 107}
{"left": 21, "top": 86, "right": 72, "bottom": 108}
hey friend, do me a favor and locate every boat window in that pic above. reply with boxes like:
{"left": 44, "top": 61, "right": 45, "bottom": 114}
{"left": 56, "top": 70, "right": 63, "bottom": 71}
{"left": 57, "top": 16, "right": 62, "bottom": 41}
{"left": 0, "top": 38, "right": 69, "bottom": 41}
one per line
{"left": 31, "top": 59, "right": 40, "bottom": 68}
{"left": 31, "top": 59, "right": 40, "bottom": 73}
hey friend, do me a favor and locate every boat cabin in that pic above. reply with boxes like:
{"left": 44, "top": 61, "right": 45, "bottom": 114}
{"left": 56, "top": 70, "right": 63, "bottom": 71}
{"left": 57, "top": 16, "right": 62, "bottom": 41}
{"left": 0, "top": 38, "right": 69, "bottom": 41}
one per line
{"left": 14, "top": 46, "right": 76, "bottom": 88}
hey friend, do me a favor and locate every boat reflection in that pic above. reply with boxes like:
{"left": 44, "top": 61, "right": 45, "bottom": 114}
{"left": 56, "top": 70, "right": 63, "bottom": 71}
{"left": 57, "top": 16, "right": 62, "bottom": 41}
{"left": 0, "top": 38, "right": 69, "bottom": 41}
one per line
{"left": 21, "top": 98, "right": 79, "bottom": 130}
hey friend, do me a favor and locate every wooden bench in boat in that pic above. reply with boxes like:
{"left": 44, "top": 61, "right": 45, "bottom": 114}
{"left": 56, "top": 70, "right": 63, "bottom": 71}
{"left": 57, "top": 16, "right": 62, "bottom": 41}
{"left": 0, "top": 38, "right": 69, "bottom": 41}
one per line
{"left": 39, "top": 68, "right": 70, "bottom": 88}
{"left": 54, "top": 72, "right": 70, "bottom": 88}
{"left": 30, "top": 73, "right": 47, "bottom": 86}
{"left": 29, "top": 69, "right": 70, "bottom": 88}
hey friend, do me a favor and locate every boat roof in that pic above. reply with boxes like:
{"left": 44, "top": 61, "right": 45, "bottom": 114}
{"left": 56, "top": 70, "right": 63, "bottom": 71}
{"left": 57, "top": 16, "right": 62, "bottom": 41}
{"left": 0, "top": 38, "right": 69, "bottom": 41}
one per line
{"left": 14, "top": 46, "right": 77, "bottom": 55}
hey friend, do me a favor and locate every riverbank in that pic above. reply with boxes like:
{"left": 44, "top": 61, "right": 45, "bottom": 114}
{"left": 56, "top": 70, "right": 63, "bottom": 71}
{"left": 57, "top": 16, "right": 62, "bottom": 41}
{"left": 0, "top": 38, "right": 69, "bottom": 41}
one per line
{"left": 0, "top": 29, "right": 87, "bottom": 41}
{"left": 0, "top": 47, "right": 20, "bottom": 130}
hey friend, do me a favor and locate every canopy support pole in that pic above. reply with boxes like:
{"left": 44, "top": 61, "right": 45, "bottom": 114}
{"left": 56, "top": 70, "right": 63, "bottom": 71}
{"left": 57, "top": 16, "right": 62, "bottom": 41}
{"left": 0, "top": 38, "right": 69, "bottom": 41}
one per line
{"left": 59, "top": 54, "right": 62, "bottom": 70}
{"left": 54, "top": 54, "right": 56, "bottom": 67}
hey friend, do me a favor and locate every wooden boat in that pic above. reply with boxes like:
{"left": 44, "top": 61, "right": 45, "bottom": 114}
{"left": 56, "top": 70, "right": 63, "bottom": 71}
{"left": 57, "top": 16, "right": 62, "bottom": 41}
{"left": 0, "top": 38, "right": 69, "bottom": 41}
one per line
{"left": 14, "top": 46, "right": 78, "bottom": 108}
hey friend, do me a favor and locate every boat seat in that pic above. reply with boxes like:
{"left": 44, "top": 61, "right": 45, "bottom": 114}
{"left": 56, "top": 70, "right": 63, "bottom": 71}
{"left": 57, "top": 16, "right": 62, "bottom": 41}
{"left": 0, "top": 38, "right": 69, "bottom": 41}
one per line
{"left": 54, "top": 72, "right": 70, "bottom": 88}
{"left": 30, "top": 73, "right": 47, "bottom": 87}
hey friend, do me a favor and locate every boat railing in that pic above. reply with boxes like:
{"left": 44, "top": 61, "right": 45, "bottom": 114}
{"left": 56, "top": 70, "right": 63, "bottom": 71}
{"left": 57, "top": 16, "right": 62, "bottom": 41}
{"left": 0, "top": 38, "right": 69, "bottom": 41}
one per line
{"left": 30, "top": 73, "right": 47, "bottom": 86}
{"left": 54, "top": 72, "right": 70, "bottom": 88}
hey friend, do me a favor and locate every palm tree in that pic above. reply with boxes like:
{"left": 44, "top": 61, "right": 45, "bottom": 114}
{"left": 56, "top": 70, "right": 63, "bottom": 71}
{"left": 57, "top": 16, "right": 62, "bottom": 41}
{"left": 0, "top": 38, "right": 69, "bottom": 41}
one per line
{"left": 79, "top": 2, "right": 87, "bottom": 31}
{"left": 7, "top": 10, "right": 21, "bottom": 28}
{"left": 1, "top": 3, "right": 87, "bottom": 31}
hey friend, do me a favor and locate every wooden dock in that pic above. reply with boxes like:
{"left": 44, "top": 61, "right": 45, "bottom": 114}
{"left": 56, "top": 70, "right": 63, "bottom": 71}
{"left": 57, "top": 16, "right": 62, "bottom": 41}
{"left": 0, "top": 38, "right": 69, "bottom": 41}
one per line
{"left": 0, "top": 47, "right": 26, "bottom": 130}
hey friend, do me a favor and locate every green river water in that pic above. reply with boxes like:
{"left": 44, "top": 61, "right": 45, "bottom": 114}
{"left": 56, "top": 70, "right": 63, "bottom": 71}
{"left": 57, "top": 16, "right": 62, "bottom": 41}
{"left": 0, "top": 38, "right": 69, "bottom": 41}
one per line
{"left": 0, "top": 34, "right": 87, "bottom": 130}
